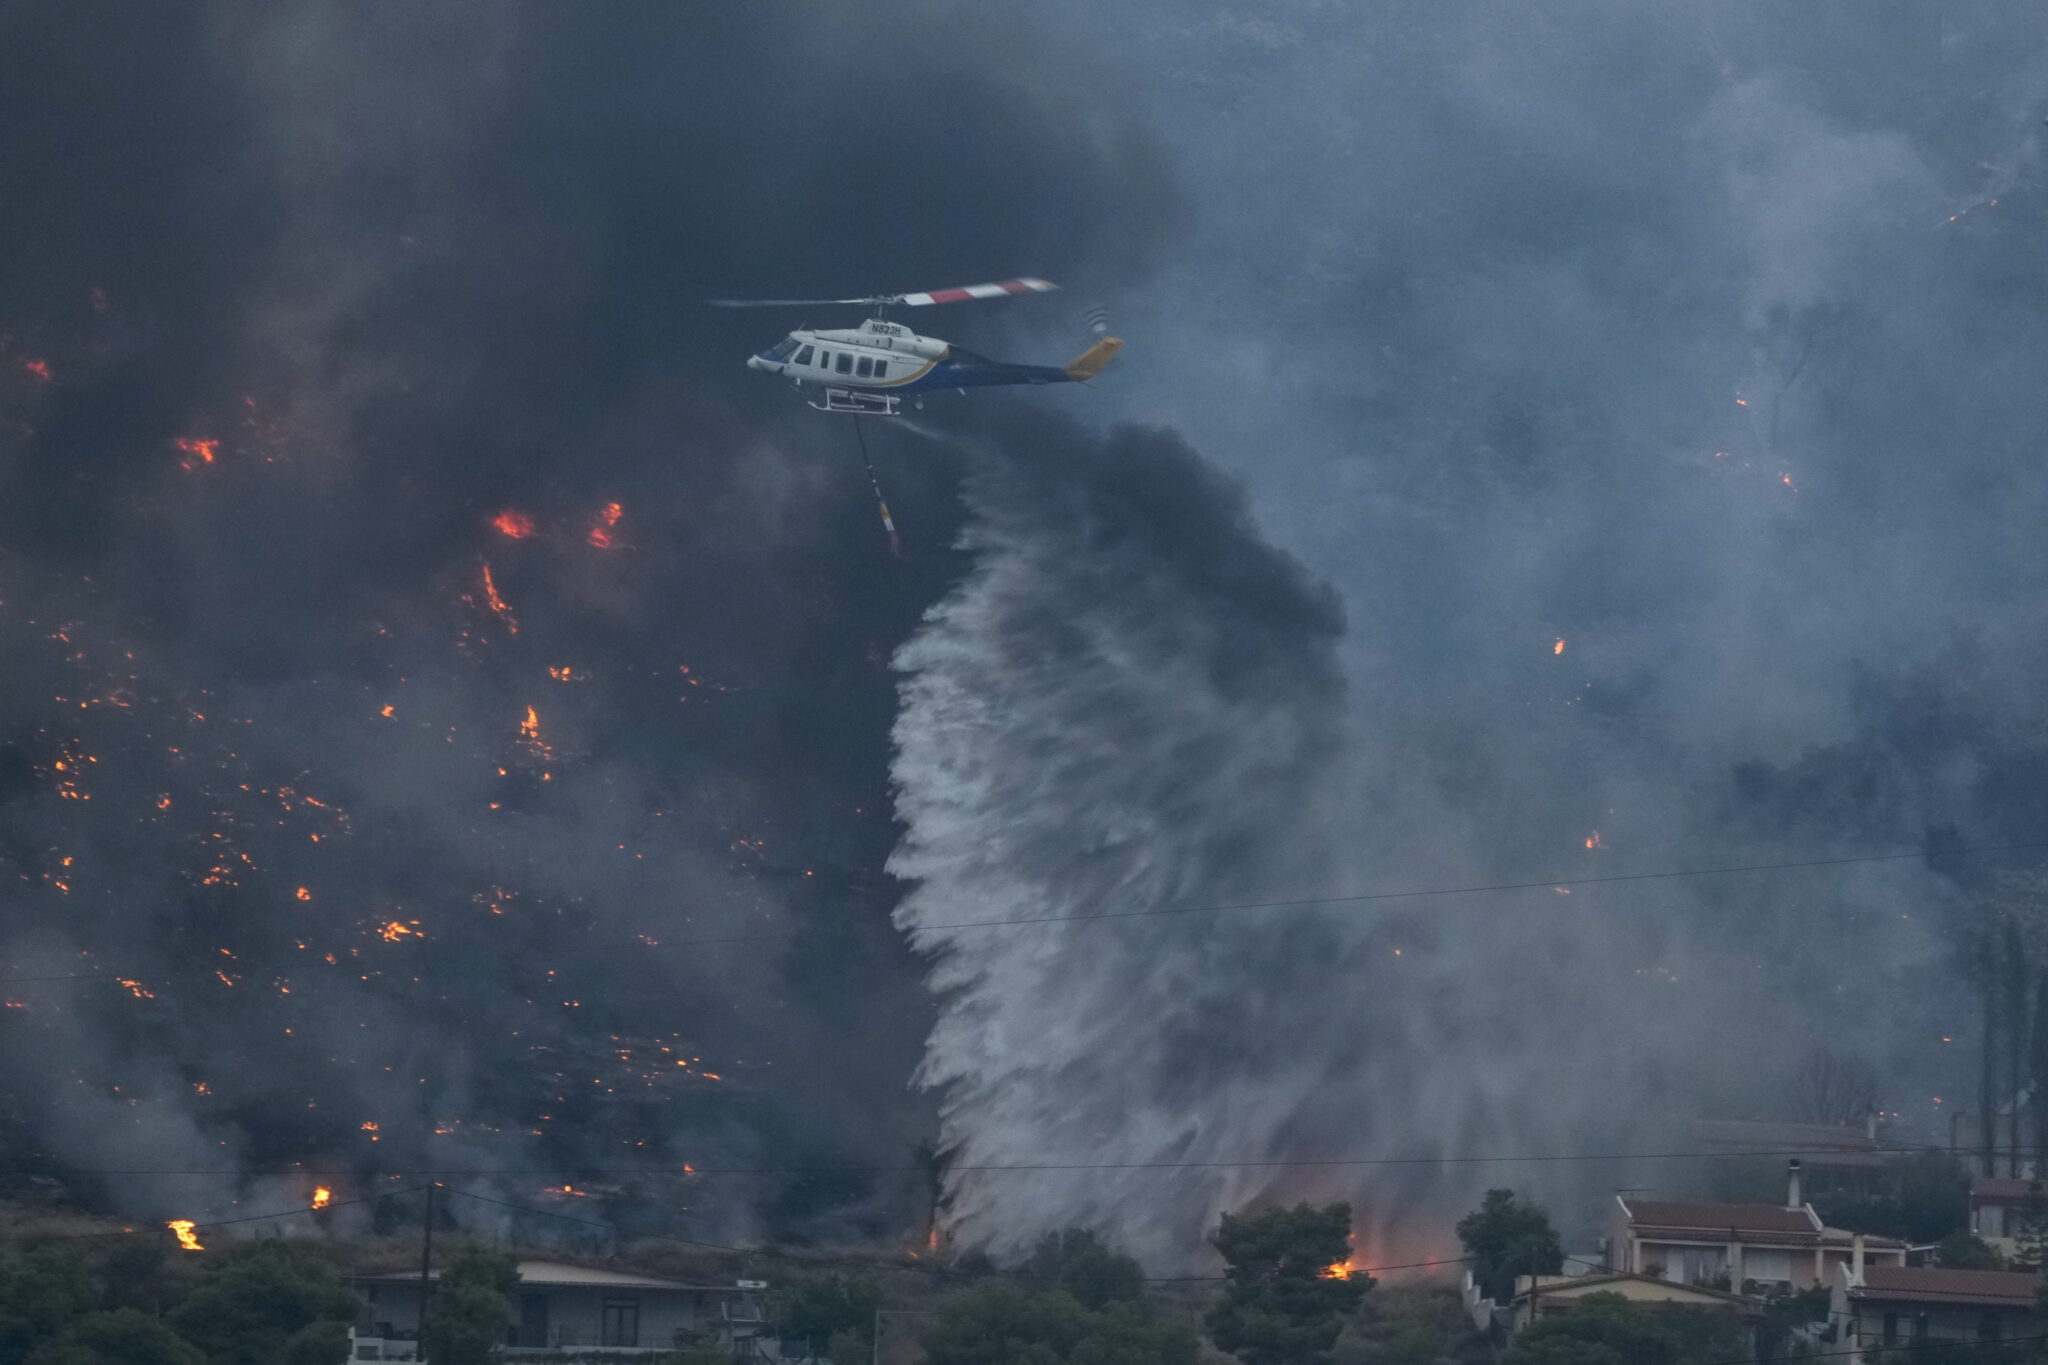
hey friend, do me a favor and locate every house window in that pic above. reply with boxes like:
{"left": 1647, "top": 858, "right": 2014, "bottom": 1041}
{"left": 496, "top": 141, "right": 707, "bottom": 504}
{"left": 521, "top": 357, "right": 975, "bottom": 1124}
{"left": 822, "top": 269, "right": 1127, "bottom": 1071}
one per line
{"left": 1981, "top": 1313, "right": 2004, "bottom": 1341}
{"left": 1882, "top": 1312, "right": 1898, "bottom": 1345}
{"left": 835, "top": 352, "right": 852, "bottom": 375}
{"left": 602, "top": 1299, "right": 641, "bottom": 1348}
{"left": 856, "top": 356, "right": 873, "bottom": 378}
{"left": 794, "top": 346, "right": 813, "bottom": 366}
{"left": 1911, "top": 1313, "right": 1930, "bottom": 1341}
{"left": 1980, "top": 1204, "right": 2006, "bottom": 1239}
{"left": 1746, "top": 1249, "right": 1792, "bottom": 1283}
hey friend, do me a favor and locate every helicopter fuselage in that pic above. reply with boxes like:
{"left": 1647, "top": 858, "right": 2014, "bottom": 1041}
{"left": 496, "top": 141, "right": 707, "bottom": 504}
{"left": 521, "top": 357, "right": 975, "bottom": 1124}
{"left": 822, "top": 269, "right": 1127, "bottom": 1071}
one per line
{"left": 746, "top": 317, "right": 1074, "bottom": 397}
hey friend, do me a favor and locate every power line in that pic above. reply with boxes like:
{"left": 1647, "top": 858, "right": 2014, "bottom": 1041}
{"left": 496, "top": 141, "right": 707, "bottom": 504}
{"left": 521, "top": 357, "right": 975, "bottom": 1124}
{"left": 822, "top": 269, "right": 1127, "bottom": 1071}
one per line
{"left": 5, "top": 836, "right": 2039, "bottom": 986}
{"left": 444, "top": 1186, "right": 1472, "bottom": 1284}
{"left": 0, "top": 1142, "right": 2006, "bottom": 1177}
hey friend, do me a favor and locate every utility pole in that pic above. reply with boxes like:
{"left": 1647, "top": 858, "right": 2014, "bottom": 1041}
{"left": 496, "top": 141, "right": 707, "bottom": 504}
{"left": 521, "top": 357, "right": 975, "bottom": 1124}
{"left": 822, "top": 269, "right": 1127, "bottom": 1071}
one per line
{"left": 417, "top": 1181, "right": 436, "bottom": 1361}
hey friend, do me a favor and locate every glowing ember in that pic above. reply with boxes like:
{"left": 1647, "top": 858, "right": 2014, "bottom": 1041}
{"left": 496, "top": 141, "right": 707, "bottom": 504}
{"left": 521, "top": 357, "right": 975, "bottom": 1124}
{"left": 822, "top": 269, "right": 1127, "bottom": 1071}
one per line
{"left": 492, "top": 510, "right": 536, "bottom": 538}
{"left": 587, "top": 501, "right": 623, "bottom": 548}
{"left": 168, "top": 1220, "right": 203, "bottom": 1251}
{"left": 116, "top": 977, "right": 154, "bottom": 999}
{"left": 295, "top": 887, "right": 311, "bottom": 901}
{"left": 380, "top": 704, "right": 395, "bottom": 718}
{"left": 174, "top": 437, "right": 218, "bottom": 470}
{"left": 1552, "top": 638, "right": 1565, "bottom": 655}
{"left": 361, "top": 1120, "right": 378, "bottom": 1131}
{"left": 22, "top": 358, "right": 51, "bottom": 382}
{"left": 1585, "top": 831, "right": 1601, "bottom": 850}
{"left": 379, "top": 921, "right": 419, "bottom": 943}
{"left": 311, "top": 1186, "right": 332, "bottom": 1210}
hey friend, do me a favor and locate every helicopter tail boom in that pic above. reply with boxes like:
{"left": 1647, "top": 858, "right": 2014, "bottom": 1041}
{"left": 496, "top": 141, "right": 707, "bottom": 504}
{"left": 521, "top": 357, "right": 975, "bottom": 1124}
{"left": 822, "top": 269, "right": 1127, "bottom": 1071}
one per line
{"left": 1063, "top": 336, "right": 1124, "bottom": 382}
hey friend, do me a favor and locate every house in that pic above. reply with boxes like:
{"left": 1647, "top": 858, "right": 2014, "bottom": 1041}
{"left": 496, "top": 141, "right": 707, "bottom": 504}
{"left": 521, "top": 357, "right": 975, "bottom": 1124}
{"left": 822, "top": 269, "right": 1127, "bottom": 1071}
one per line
{"left": 1969, "top": 1177, "right": 2045, "bottom": 1261}
{"left": 1505, "top": 1271, "right": 1762, "bottom": 1339}
{"left": 1691, "top": 1118, "right": 1910, "bottom": 1200}
{"left": 1609, "top": 1160, "right": 1907, "bottom": 1292}
{"left": 1831, "top": 1264, "right": 2047, "bottom": 1364}
{"left": 347, "top": 1260, "right": 768, "bottom": 1360}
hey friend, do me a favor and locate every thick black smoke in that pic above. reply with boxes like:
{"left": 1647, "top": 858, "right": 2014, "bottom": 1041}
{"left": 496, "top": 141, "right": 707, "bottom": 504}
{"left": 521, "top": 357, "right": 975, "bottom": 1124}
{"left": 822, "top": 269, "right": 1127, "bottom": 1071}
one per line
{"left": 0, "top": 3, "right": 1175, "bottom": 1241}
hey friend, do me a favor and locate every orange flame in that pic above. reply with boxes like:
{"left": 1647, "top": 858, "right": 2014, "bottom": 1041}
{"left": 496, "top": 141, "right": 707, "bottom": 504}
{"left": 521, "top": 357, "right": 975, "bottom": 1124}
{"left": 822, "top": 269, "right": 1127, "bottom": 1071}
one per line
{"left": 295, "top": 887, "right": 311, "bottom": 901}
{"left": 174, "top": 437, "right": 218, "bottom": 470}
{"left": 22, "top": 358, "right": 51, "bottom": 382}
{"left": 168, "top": 1220, "right": 203, "bottom": 1251}
{"left": 1553, "top": 638, "right": 1565, "bottom": 656}
{"left": 481, "top": 564, "right": 518, "bottom": 634}
{"left": 492, "top": 510, "right": 536, "bottom": 539}
{"left": 379, "top": 921, "right": 419, "bottom": 942}
{"left": 311, "top": 1186, "right": 332, "bottom": 1210}
{"left": 1585, "top": 831, "right": 1601, "bottom": 850}
{"left": 587, "top": 501, "right": 623, "bottom": 548}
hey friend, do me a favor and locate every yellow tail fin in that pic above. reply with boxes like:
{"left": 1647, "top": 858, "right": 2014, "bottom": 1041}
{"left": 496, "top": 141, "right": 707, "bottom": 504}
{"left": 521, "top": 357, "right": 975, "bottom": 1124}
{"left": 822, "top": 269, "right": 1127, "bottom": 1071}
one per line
{"left": 1064, "top": 336, "right": 1123, "bottom": 382}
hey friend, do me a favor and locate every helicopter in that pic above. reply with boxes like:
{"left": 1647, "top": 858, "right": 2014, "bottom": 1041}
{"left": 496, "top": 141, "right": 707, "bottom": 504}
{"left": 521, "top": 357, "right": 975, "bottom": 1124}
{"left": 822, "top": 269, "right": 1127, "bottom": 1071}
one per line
{"left": 713, "top": 278, "right": 1121, "bottom": 416}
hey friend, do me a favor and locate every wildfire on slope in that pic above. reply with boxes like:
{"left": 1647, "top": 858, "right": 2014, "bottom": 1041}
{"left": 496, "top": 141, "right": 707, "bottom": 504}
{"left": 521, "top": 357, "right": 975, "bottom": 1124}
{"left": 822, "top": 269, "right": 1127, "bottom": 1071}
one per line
{"left": 492, "top": 509, "right": 536, "bottom": 538}
{"left": 311, "top": 1186, "right": 332, "bottom": 1210}
{"left": 586, "top": 501, "right": 623, "bottom": 549}
{"left": 168, "top": 1220, "right": 203, "bottom": 1251}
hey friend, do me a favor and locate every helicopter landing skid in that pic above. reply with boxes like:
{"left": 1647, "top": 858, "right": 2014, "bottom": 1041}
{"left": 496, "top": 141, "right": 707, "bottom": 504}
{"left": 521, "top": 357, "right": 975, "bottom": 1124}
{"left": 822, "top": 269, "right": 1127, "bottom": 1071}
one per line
{"left": 809, "top": 387, "right": 900, "bottom": 416}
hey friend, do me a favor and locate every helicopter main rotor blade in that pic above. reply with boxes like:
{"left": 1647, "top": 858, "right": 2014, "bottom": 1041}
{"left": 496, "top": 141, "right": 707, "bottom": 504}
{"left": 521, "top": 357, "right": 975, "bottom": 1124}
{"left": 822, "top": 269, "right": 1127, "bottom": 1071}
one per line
{"left": 708, "top": 297, "right": 890, "bottom": 308}
{"left": 899, "top": 278, "right": 1056, "bottom": 306}
{"left": 708, "top": 279, "right": 1057, "bottom": 309}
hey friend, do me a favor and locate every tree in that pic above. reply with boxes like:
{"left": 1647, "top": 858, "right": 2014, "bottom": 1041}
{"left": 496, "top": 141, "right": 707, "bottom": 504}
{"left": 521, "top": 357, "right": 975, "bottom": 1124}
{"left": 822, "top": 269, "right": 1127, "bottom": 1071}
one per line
{"left": 163, "top": 1242, "right": 361, "bottom": 1365}
{"left": 1933, "top": 1230, "right": 2006, "bottom": 1270}
{"left": 23, "top": 1309, "right": 205, "bottom": 1365}
{"left": 768, "top": 1275, "right": 883, "bottom": 1361}
{"left": 0, "top": 1248, "right": 96, "bottom": 1364}
{"left": 1500, "top": 1294, "right": 1741, "bottom": 1365}
{"left": 421, "top": 1246, "right": 518, "bottom": 1365}
{"left": 1788, "top": 1047, "right": 1879, "bottom": 1129}
{"left": 1810, "top": 1151, "right": 1970, "bottom": 1245}
{"left": 1206, "top": 1203, "right": 1368, "bottom": 1365}
{"left": 1021, "top": 1230, "right": 1144, "bottom": 1310}
{"left": 1455, "top": 1191, "right": 1564, "bottom": 1304}
{"left": 922, "top": 1282, "right": 1195, "bottom": 1365}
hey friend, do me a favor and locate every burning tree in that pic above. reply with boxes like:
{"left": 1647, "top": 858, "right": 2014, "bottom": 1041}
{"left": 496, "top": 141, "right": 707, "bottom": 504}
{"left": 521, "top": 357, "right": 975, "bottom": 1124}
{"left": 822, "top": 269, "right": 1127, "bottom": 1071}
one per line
{"left": 1206, "top": 1203, "right": 1369, "bottom": 1365}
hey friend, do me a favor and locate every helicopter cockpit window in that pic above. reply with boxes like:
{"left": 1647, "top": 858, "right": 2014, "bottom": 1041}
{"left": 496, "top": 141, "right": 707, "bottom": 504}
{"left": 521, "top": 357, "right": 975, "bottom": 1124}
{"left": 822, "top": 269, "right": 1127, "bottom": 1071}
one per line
{"left": 834, "top": 352, "right": 853, "bottom": 375}
{"left": 769, "top": 336, "right": 800, "bottom": 361}
{"left": 794, "top": 345, "right": 814, "bottom": 366}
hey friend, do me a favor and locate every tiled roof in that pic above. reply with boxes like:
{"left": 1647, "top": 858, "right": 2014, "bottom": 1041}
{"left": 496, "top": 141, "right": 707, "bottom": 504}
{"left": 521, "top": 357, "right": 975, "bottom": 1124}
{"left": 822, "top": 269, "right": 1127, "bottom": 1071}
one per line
{"left": 1622, "top": 1199, "right": 1819, "bottom": 1238}
{"left": 1971, "top": 1177, "right": 2046, "bottom": 1203}
{"left": 1851, "top": 1266, "right": 2043, "bottom": 1308}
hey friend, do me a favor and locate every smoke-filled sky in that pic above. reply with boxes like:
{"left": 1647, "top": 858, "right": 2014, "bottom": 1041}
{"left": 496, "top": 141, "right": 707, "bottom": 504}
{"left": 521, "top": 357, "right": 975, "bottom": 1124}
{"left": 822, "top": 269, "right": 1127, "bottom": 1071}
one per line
{"left": 4, "top": 2, "right": 2048, "bottom": 1268}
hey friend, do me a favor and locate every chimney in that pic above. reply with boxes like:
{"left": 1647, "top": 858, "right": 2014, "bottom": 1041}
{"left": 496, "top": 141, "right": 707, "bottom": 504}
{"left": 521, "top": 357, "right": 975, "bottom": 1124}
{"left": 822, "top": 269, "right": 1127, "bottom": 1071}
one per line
{"left": 1852, "top": 1232, "right": 1866, "bottom": 1280}
{"left": 1786, "top": 1158, "right": 1804, "bottom": 1211}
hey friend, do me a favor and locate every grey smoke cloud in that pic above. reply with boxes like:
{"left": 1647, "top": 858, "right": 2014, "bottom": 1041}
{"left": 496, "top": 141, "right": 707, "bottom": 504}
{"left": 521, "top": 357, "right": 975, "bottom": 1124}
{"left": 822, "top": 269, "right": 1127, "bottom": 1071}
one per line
{"left": 880, "top": 1, "right": 2048, "bottom": 1265}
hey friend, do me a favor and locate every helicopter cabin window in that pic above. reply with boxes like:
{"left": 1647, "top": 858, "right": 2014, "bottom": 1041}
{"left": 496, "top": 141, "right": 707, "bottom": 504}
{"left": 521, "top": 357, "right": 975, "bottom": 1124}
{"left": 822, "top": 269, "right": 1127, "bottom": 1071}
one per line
{"left": 835, "top": 352, "right": 853, "bottom": 375}
{"left": 794, "top": 345, "right": 813, "bottom": 366}
{"left": 855, "top": 356, "right": 873, "bottom": 379}
{"left": 873, "top": 360, "right": 888, "bottom": 379}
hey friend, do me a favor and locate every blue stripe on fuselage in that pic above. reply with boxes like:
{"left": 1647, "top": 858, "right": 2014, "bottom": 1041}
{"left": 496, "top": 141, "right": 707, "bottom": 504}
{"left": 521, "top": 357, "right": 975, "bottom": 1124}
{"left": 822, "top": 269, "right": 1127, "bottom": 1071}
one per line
{"left": 892, "top": 361, "right": 1072, "bottom": 394}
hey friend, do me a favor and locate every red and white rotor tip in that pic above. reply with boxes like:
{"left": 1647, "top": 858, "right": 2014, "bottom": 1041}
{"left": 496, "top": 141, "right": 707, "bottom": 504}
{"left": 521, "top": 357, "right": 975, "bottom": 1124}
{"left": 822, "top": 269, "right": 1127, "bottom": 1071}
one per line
{"left": 898, "top": 278, "right": 1057, "bottom": 307}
